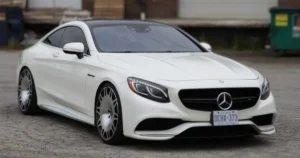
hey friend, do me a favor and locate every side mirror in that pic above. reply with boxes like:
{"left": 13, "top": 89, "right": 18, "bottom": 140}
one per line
{"left": 63, "top": 42, "right": 84, "bottom": 59}
{"left": 200, "top": 42, "right": 212, "bottom": 52}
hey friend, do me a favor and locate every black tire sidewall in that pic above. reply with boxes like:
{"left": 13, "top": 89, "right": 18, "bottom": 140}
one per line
{"left": 275, "top": 50, "right": 285, "bottom": 57}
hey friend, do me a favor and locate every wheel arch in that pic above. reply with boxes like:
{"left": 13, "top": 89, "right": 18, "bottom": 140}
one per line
{"left": 18, "top": 66, "right": 36, "bottom": 85}
{"left": 20, "top": 66, "right": 30, "bottom": 72}
{"left": 18, "top": 66, "right": 32, "bottom": 82}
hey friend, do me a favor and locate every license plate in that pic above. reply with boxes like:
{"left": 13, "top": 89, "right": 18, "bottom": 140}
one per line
{"left": 213, "top": 110, "right": 238, "bottom": 126}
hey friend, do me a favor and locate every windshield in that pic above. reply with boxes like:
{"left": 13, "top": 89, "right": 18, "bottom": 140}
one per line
{"left": 91, "top": 24, "right": 203, "bottom": 53}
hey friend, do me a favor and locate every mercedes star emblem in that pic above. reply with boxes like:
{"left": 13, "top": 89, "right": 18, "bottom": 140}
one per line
{"left": 216, "top": 92, "right": 233, "bottom": 110}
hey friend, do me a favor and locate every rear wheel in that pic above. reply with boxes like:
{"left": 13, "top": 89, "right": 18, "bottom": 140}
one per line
{"left": 275, "top": 50, "right": 285, "bottom": 57}
{"left": 18, "top": 68, "right": 40, "bottom": 115}
{"left": 95, "top": 83, "right": 125, "bottom": 145}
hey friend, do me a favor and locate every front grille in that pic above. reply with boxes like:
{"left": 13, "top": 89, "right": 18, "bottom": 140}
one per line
{"left": 251, "top": 114, "right": 274, "bottom": 126}
{"left": 135, "top": 118, "right": 184, "bottom": 131}
{"left": 176, "top": 125, "right": 258, "bottom": 138}
{"left": 179, "top": 88, "right": 261, "bottom": 111}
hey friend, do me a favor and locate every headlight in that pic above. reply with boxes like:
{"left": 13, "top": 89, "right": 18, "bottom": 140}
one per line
{"left": 127, "top": 77, "right": 170, "bottom": 103}
{"left": 261, "top": 78, "right": 270, "bottom": 100}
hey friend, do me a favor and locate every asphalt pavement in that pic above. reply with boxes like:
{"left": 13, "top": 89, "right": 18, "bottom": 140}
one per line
{"left": 0, "top": 50, "right": 300, "bottom": 158}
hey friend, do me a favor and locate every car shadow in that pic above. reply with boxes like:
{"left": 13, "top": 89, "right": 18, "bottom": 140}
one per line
{"left": 278, "top": 53, "right": 300, "bottom": 58}
{"left": 28, "top": 109, "right": 272, "bottom": 151}
{"left": 33, "top": 110, "right": 100, "bottom": 137}
{"left": 122, "top": 136, "right": 271, "bottom": 151}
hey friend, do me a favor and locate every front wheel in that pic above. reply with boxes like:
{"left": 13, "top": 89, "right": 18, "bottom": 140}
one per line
{"left": 95, "top": 83, "right": 125, "bottom": 145}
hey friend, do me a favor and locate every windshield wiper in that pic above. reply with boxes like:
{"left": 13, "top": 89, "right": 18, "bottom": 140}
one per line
{"left": 112, "top": 51, "right": 134, "bottom": 53}
{"left": 112, "top": 50, "right": 178, "bottom": 53}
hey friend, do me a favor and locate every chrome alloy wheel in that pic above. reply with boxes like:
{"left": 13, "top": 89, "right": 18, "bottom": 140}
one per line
{"left": 96, "top": 87, "right": 119, "bottom": 141}
{"left": 18, "top": 69, "right": 33, "bottom": 112}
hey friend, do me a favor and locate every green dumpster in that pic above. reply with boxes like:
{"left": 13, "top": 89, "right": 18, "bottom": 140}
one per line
{"left": 269, "top": 7, "right": 300, "bottom": 55}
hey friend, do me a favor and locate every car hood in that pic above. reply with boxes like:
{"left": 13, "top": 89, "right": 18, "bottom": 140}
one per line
{"left": 98, "top": 53, "right": 258, "bottom": 81}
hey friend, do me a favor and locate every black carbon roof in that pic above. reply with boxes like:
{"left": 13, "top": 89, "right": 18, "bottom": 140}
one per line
{"left": 83, "top": 19, "right": 168, "bottom": 27}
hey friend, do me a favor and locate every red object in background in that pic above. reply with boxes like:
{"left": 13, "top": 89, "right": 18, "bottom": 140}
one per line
{"left": 296, "top": 15, "right": 300, "bottom": 26}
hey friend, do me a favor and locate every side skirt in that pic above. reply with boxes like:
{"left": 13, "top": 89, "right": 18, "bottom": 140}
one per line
{"left": 39, "top": 104, "right": 95, "bottom": 126}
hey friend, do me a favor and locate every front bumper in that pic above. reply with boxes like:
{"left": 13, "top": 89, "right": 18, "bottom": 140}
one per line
{"left": 134, "top": 121, "right": 275, "bottom": 140}
{"left": 119, "top": 79, "right": 277, "bottom": 141}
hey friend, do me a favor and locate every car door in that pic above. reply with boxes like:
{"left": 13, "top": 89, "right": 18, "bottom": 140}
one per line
{"left": 53, "top": 26, "right": 89, "bottom": 114}
{"left": 33, "top": 28, "right": 66, "bottom": 107}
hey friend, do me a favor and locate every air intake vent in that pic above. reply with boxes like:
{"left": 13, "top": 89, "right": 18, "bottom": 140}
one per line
{"left": 176, "top": 125, "right": 258, "bottom": 138}
{"left": 135, "top": 118, "right": 184, "bottom": 131}
{"left": 251, "top": 114, "right": 274, "bottom": 126}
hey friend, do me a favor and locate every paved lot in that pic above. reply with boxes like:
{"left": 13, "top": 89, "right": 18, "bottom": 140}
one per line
{"left": 0, "top": 51, "right": 300, "bottom": 158}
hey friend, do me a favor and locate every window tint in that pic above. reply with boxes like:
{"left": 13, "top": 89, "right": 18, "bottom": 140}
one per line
{"left": 91, "top": 24, "right": 202, "bottom": 53}
{"left": 59, "top": 26, "right": 88, "bottom": 54}
{"left": 43, "top": 28, "right": 65, "bottom": 47}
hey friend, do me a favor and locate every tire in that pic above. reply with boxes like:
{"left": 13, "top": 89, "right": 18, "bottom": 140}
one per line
{"left": 275, "top": 50, "right": 285, "bottom": 57}
{"left": 95, "top": 83, "right": 125, "bottom": 145}
{"left": 18, "top": 68, "right": 40, "bottom": 115}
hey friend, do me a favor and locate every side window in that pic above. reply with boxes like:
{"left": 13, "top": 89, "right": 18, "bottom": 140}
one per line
{"left": 59, "top": 26, "right": 88, "bottom": 54}
{"left": 43, "top": 28, "right": 65, "bottom": 47}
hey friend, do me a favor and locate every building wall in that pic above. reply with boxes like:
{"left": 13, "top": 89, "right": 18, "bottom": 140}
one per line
{"left": 28, "top": 0, "right": 82, "bottom": 9}
{"left": 179, "top": 0, "right": 278, "bottom": 20}
{"left": 82, "top": 0, "right": 94, "bottom": 15}
{"left": 94, "top": 0, "right": 124, "bottom": 19}
{"left": 125, "top": 0, "right": 177, "bottom": 19}
{"left": 279, "top": 0, "right": 300, "bottom": 7}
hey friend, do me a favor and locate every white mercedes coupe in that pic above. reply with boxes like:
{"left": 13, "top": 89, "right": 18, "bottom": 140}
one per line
{"left": 17, "top": 20, "right": 276, "bottom": 144}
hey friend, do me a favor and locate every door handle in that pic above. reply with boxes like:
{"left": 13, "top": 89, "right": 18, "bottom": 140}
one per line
{"left": 52, "top": 52, "right": 59, "bottom": 58}
{"left": 87, "top": 74, "right": 95, "bottom": 77}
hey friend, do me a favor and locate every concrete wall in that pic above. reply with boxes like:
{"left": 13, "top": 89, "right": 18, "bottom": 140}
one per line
{"left": 28, "top": 0, "right": 82, "bottom": 9}
{"left": 179, "top": 0, "right": 278, "bottom": 20}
